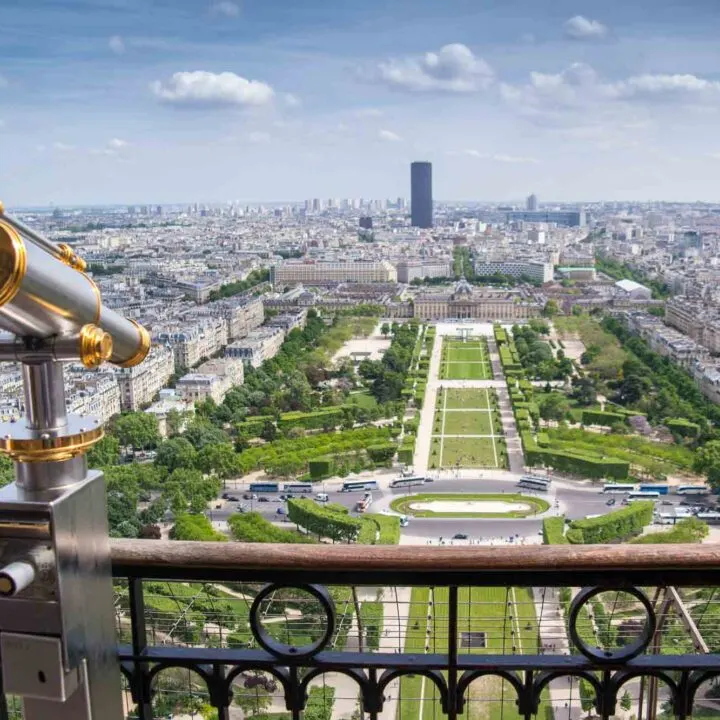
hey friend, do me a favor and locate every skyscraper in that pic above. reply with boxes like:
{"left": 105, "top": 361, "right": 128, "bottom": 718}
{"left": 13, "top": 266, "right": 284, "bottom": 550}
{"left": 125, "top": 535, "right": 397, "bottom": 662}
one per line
{"left": 526, "top": 193, "right": 538, "bottom": 211}
{"left": 411, "top": 161, "right": 433, "bottom": 228}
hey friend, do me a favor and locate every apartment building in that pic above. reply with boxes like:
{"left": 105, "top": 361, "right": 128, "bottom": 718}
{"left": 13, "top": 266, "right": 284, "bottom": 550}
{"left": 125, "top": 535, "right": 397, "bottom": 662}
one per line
{"left": 225, "top": 327, "right": 286, "bottom": 368}
{"left": 176, "top": 357, "right": 244, "bottom": 404}
{"left": 115, "top": 345, "right": 176, "bottom": 411}
{"left": 145, "top": 390, "right": 195, "bottom": 438}
{"left": 473, "top": 259, "right": 553, "bottom": 283}
{"left": 156, "top": 319, "right": 228, "bottom": 369}
{"left": 66, "top": 372, "right": 122, "bottom": 424}
{"left": 395, "top": 260, "right": 451, "bottom": 283}
{"left": 201, "top": 295, "right": 264, "bottom": 341}
{"left": 665, "top": 297, "right": 720, "bottom": 354}
{"left": 271, "top": 260, "right": 397, "bottom": 286}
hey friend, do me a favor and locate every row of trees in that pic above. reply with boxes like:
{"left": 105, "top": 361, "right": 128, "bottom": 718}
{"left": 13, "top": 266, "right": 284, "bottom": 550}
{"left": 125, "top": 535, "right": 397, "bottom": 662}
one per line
{"left": 512, "top": 325, "right": 573, "bottom": 381}
{"left": 207, "top": 268, "right": 270, "bottom": 302}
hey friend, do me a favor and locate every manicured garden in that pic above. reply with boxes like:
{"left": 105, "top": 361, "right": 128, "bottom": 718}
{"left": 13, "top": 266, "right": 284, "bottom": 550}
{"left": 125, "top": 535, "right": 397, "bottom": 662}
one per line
{"left": 439, "top": 337, "right": 493, "bottom": 380}
{"left": 390, "top": 492, "right": 550, "bottom": 518}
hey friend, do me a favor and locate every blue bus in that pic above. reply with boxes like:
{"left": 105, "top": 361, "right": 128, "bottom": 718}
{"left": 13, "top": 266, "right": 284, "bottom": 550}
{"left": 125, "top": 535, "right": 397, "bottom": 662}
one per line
{"left": 249, "top": 482, "right": 279, "bottom": 493}
{"left": 341, "top": 480, "right": 379, "bottom": 492}
{"left": 639, "top": 484, "right": 669, "bottom": 495}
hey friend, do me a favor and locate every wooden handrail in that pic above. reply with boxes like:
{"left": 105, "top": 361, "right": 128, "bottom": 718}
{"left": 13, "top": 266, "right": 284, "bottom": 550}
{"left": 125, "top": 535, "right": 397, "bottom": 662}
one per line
{"left": 110, "top": 539, "right": 720, "bottom": 573}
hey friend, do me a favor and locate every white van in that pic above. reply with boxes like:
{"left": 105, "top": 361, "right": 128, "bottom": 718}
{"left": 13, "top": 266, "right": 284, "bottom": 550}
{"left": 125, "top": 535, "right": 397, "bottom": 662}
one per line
{"left": 315, "top": 493, "right": 329, "bottom": 503}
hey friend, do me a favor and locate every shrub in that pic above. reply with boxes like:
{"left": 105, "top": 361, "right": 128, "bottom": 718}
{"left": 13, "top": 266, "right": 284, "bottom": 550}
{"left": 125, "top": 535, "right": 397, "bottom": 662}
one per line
{"left": 228, "top": 512, "right": 314, "bottom": 543}
{"left": 568, "top": 502, "right": 653, "bottom": 543}
{"left": 366, "top": 443, "right": 397, "bottom": 464}
{"left": 542, "top": 517, "right": 568, "bottom": 544}
{"left": 581, "top": 410, "right": 628, "bottom": 427}
{"left": 309, "top": 458, "right": 333, "bottom": 479}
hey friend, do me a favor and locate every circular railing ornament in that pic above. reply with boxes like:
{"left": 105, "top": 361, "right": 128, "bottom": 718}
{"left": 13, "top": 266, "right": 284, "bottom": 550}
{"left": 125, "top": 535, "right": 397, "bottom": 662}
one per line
{"left": 568, "top": 586, "right": 656, "bottom": 663}
{"left": 249, "top": 583, "right": 336, "bottom": 659}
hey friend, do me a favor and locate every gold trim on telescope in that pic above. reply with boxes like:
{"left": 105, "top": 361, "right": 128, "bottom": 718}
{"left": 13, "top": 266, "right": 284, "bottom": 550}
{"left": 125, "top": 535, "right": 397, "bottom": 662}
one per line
{"left": 117, "top": 320, "right": 151, "bottom": 368}
{"left": 0, "top": 220, "right": 28, "bottom": 308}
{"left": 57, "top": 243, "right": 87, "bottom": 272}
{"left": 83, "top": 274, "right": 103, "bottom": 325}
{"left": 79, "top": 324, "right": 113, "bottom": 369}
{"left": 0, "top": 426, "right": 104, "bottom": 463}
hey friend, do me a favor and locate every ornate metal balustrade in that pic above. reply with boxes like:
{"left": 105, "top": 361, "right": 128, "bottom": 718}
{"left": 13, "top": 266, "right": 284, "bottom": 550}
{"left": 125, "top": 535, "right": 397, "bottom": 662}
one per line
{"left": 7, "top": 542, "right": 720, "bottom": 720}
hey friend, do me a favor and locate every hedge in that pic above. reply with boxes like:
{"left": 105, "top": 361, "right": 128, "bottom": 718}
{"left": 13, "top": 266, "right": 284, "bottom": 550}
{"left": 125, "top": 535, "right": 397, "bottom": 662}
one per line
{"left": 581, "top": 410, "right": 628, "bottom": 427}
{"left": 359, "top": 514, "right": 401, "bottom": 545}
{"left": 527, "top": 447, "right": 630, "bottom": 479}
{"left": 278, "top": 408, "right": 345, "bottom": 431}
{"left": 235, "top": 416, "right": 273, "bottom": 438}
{"left": 397, "top": 446, "right": 414, "bottom": 465}
{"left": 567, "top": 502, "right": 653, "bottom": 543}
{"left": 309, "top": 458, "right": 333, "bottom": 479}
{"left": 665, "top": 418, "right": 701, "bottom": 438}
{"left": 228, "top": 512, "right": 314, "bottom": 543}
{"left": 537, "top": 432, "right": 550, "bottom": 448}
{"left": 542, "top": 517, "right": 569, "bottom": 544}
{"left": 287, "top": 498, "right": 361, "bottom": 542}
{"left": 367, "top": 444, "right": 397, "bottom": 463}
{"left": 360, "top": 601, "right": 384, "bottom": 650}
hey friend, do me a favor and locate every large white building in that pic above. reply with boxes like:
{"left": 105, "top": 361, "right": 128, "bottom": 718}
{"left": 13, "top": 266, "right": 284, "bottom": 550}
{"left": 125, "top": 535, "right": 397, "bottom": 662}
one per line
{"left": 474, "top": 259, "right": 553, "bottom": 284}
{"left": 271, "top": 260, "right": 397, "bottom": 286}
{"left": 115, "top": 345, "right": 176, "bottom": 411}
{"left": 198, "top": 296, "right": 264, "bottom": 341}
{"left": 395, "top": 260, "right": 451, "bottom": 284}
{"left": 176, "top": 357, "right": 244, "bottom": 404}
{"left": 156, "top": 319, "right": 228, "bottom": 369}
{"left": 225, "top": 327, "right": 286, "bottom": 368}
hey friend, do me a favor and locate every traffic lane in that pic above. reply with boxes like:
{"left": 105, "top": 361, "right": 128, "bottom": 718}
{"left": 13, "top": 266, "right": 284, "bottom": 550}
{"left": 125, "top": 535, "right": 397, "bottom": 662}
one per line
{"left": 407, "top": 517, "right": 543, "bottom": 541}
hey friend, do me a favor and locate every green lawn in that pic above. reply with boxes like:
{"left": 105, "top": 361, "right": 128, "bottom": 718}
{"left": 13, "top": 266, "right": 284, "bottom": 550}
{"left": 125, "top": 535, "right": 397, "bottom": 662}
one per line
{"left": 347, "top": 391, "right": 378, "bottom": 410}
{"left": 441, "top": 411, "right": 494, "bottom": 436}
{"left": 399, "top": 586, "right": 551, "bottom": 720}
{"left": 441, "top": 362, "right": 494, "bottom": 380}
{"left": 390, "top": 493, "right": 550, "bottom": 518}
{"left": 441, "top": 437, "right": 501, "bottom": 468}
{"left": 446, "top": 347, "right": 489, "bottom": 362}
{"left": 443, "top": 389, "right": 493, "bottom": 410}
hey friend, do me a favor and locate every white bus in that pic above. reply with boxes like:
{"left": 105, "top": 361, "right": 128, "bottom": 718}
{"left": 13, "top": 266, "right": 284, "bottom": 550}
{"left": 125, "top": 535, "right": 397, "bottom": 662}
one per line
{"left": 341, "top": 480, "right": 379, "bottom": 492}
{"left": 627, "top": 491, "right": 660, "bottom": 500}
{"left": 676, "top": 485, "right": 710, "bottom": 496}
{"left": 517, "top": 476, "right": 551, "bottom": 492}
{"left": 697, "top": 512, "right": 720, "bottom": 524}
{"left": 390, "top": 476, "right": 427, "bottom": 489}
{"left": 603, "top": 483, "right": 636, "bottom": 494}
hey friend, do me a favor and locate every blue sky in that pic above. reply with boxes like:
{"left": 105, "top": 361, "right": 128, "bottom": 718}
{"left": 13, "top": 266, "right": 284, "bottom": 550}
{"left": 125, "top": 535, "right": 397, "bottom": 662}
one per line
{"left": 3, "top": 0, "right": 720, "bottom": 205}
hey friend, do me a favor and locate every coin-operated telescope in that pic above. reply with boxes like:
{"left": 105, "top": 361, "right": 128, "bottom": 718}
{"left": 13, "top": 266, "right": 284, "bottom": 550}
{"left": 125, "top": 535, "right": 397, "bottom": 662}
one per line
{"left": 0, "top": 204, "right": 150, "bottom": 719}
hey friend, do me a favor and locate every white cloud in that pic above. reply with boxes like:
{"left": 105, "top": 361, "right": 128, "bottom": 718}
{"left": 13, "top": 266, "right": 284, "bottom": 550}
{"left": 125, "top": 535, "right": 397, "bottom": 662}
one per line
{"left": 0, "top": 74, "right": 8, "bottom": 89}
{"left": 563, "top": 16, "right": 608, "bottom": 40}
{"left": 283, "top": 93, "right": 301, "bottom": 108}
{"left": 373, "top": 43, "right": 494, "bottom": 93}
{"left": 706, "top": 152, "right": 720, "bottom": 161}
{"left": 378, "top": 129, "right": 402, "bottom": 142}
{"left": 108, "top": 138, "right": 129, "bottom": 149}
{"left": 53, "top": 142, "right": 75, "bottom": 151}
{"left": 491, "top": 154, "right": 540, "bottom": 164}
{"left": 109, "top": 35, "right": 125, "bottom": 55}
{"left": 608, "top": 73, "right": 720, "bottom": 100}
{"left": 151, "top": 71, "right": 275, "bottom": 107}
{"left": 211, "top": 1, "right": 240, "bottom": 17}
{"left": 354, "top": 107, "right": 383, "bottom": 118}
{"left": 247, "top": 131, "right": 271, "bottom": 143}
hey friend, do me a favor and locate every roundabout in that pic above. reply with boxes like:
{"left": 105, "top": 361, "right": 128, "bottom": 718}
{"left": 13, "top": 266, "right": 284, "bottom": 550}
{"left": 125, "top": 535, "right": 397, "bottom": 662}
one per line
{"left": 389, "top": 492, "right": 551, "bottom": 518}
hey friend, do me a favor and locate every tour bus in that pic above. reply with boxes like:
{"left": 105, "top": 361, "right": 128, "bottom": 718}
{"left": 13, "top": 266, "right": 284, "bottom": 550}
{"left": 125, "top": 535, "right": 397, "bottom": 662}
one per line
{"left": 283, "top": 483, "right": 313, "bottom": 494}
{"left": 638, "top": 484, "right": 669, "bottom": 495}
{"left": 654, "top": 513, "right": 681, "bottom": 525}
{"left": 517, "top": 475, "right": 551, "bottom": 492}
{"left": 676, "top": 485, "right": 710, "bottom": 496}
{"left": 602, "top": 483, "right": 636, "bottom": 494}
{"left": 356, "top": 493, "right": 373, "bottom": 513}
{"left": 341, "top": 480, "right": 379, "bottom": 492}
{"left": 389, "top": 476, "right": 427, "bottom": 489}
{"left": 249, "top": 482, "right": 279, "bottom": 493}
{"left": 626, "top": 491, "right": 661, "bottom": 504}
{"left": 696, "top": 512, "right": 720, "bottom": 524}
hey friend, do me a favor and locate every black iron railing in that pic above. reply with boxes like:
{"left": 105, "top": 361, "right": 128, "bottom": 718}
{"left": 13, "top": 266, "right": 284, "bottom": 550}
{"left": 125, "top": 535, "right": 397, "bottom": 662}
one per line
{"left": 6, "top": 542, "right": 720, "bottom": 720}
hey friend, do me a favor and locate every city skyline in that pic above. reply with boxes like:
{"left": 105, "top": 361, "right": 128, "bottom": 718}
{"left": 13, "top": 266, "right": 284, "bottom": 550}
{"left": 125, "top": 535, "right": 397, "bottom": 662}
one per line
{"left": 4, "top": 0, "right": 720, "bottom": 204}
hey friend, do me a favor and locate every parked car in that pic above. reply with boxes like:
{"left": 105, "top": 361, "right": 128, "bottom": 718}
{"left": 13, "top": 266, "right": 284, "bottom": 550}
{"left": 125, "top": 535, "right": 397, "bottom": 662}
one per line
{"left": 227, "top": 496, "right": 239, "bottom": 502}
{"left": 242, "top": 493, "right": 256, "bottom": 501}
{"left": 258, "top": 496, "right": 270, "bottom": 503}
{"left": 453, "top": 533, "right": 468, "bottom": 540}
{"left": 606, "top": 498, "right": 616, "bottom": 506}
{"left": 276, "top": 507, "right": 286, "bottom": 515}
{"left": 221, "top": 493, "right": 229, "bottom": 500}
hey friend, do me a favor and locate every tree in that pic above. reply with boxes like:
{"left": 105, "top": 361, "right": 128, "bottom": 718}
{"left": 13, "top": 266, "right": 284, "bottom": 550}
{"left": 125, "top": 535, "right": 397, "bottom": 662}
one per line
{"left": 196, "top": 443, "right": 239, "bottom": 481}
{"left": 380, "top": 322, "right": 391, "bottom": 337}
{"left": 620, "top": 691, "right": 632, "bottom": 715}
{"left": 693, "top": 440, "right": 720, "bottom": 490}
{"left": 538, "top": 393, "right": 570, "bottom": 422}
{"left": 542, "top": 299, "right": 559, "bottom": 318}
{"left": 579, "top": 680, "right": 596, "bottom": 718}
{"left": 87, "top": 435, "right": 120, "bottom": 467}
{"left": 0, "top": 455, "right": 14, "bottom": 488}
{"left": 166, "top": 408, "right": 190, "bottom": 437}
{"left": 113, "top": 412, "right": 160, "bottom": 449}
{"left": 233, "top": 674, "right": 273, "bottom": 716}
{"left": 260, "top": 420, "right": 277, "bottom": 442}
{"left": 183, "top": 420, "right": 229, "bottom": 450}
{"left": 155, "top": 438, "right": 197, "bottom": 472}
{"left": 571, "top": 377, "right": 597, "bottom": 406}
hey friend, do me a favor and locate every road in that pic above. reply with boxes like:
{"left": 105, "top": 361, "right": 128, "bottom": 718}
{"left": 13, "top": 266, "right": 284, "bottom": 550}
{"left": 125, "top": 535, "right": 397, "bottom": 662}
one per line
{"left": 207, "top": 475, "right": 693, "bottom": 541}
